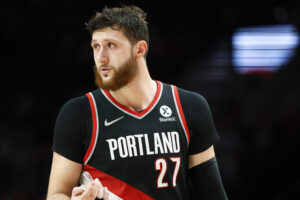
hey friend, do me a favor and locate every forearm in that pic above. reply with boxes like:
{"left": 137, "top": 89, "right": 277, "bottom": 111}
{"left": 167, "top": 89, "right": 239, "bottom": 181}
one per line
{"left": 46, "top": 193, "right": 71, "bottom": 200}
{"left": 189, "top": 157, "right": 228, "bottom": 200}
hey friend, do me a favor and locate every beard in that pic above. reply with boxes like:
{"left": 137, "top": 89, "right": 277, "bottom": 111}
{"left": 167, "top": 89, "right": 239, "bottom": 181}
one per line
{"left": 93, "top": 53, "right": 138, "bottom": 91}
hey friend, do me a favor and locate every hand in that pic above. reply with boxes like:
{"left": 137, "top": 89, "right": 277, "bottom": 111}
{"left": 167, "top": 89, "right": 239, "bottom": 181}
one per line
{"left": 71, "top": 178, "right": 110, "bottom": 200}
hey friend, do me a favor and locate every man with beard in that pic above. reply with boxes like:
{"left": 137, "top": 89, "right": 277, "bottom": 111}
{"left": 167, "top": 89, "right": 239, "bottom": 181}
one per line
{"left": 46, "top": 5, "right": 228, "bottom": 200}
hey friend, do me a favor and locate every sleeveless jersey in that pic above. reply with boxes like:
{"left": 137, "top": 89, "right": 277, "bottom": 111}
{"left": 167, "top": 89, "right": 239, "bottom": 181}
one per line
{"left": 83, "top": 81, "right": 192, "bottom": 199}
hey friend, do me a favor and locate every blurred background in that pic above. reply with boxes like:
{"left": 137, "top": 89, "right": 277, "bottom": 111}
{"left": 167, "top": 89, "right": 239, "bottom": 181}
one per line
{"left": 1, "top": 0, "right": 300, "bottom": 199}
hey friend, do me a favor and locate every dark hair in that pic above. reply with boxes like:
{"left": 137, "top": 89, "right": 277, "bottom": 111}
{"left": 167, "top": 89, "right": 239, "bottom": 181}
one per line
{"left": 86, "top": 6, "right": 149, "bottom": 48}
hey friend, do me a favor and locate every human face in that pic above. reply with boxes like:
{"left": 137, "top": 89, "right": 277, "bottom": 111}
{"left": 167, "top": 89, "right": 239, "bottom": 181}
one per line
{"left": 93, "top": 53, "right": 138, "bottom": 90}
{"left": 91, "top": 28, "right": 138, "bottom": 90}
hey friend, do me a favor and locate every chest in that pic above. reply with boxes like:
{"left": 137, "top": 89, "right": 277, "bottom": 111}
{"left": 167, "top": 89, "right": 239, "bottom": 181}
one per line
{"left": 97, "top": 101, "right": 187, "bottom": 161}
{"left": 85, "top": 85, "right": 190, "bottom": 164}
{"left": 82, "top": 85, "right": 192, "bottom": 199}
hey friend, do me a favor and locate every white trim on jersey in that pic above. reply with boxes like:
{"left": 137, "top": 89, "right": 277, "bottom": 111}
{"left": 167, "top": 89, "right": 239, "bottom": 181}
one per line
{"left": 84, "top": 92, "right": 100, "bottom": 166}
{"left": 100, "top": 84, "right": 163, "bottom": 120}
{"left": 171, "top": 86, "right": 190, "bottom": 146}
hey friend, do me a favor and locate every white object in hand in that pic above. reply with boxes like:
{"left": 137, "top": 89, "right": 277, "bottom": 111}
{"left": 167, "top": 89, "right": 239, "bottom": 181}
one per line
{"left": 79, "top": 171, "right": 123, "bottom": 200}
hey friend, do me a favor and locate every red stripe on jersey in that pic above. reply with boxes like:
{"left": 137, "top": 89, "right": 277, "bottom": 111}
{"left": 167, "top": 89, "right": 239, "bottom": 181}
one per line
{"left": 103, "top": 81, "right": 162, "bottom": 117}
{"left": 173, "top": 86, "right": 190, "bottom": 143}
{"left": 83, "top": 164, "right": 154, "bottom": 200}
{"left": 83, "top": 93, "right": 98, "bottom": 164}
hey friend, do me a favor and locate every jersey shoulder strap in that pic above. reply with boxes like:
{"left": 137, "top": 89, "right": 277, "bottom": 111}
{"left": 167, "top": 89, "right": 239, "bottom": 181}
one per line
{"left": 83, "top": 90, "right": 100, "bottom": 165}
{"left": 170, "top": 84, "right": 191, "bottom": 144}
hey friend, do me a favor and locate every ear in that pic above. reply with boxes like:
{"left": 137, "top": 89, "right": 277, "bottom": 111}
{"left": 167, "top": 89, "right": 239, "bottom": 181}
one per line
{"left": 134, "top": 40, "right": 148, "bottom": 59}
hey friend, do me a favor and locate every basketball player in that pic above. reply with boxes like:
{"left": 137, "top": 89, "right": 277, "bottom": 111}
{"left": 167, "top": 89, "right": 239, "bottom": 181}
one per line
{"left": 46, "top": 5, "right": 228, "bottom": 200}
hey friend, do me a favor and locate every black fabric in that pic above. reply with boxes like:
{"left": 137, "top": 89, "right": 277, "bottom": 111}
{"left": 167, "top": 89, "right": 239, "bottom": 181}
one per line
{"left": 84, "top": 84, "right": 193, "bottom": 199}
{"left": 52, "top": 84, "right": 219, "bottom": 164}
{"left": 189, "top": 157, "right": 228, "bottom": 200}
{"left": 178, "top": 88, "right": 220, "bottom": 154}
{"left": 51, "top": 82, "right": 222, "bottom": 199}
{"left": 52, "top": 95, "right": 92, "bottom": 163}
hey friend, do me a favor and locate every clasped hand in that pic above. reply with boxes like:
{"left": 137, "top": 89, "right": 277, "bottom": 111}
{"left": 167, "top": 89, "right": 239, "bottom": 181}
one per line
{"left": 71, "top": 178, "right": 109, "bottom": 200}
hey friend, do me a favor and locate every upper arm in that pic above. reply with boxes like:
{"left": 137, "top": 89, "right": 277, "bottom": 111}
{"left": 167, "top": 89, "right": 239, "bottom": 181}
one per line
{"left": 177, "top": 88, "right": 227, "bottom": 198}
{"left": 178, "top": 88, "right": 219, "bottom": 154}
{"left": 47, "top": 96, "right": 92, "bottom": 198}
{"left": 47, "top": 152, "right": 82, "bottom": 198}
{"left": 188, "top": 148, "right": 228, "bottom": 200}
{"left": 52, "top": 96, "right": 91, "bottom": 163}
{"left": 188, "top": 145, "right": 215, "bottom": 169}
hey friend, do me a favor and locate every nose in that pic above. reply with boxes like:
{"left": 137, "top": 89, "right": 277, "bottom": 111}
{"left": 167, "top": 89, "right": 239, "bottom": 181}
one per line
{"left": 96, "top": 48, "right": 109, "bottom": 64}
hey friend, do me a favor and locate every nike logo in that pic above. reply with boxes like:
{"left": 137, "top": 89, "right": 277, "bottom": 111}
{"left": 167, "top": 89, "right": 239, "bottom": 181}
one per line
{"left": 104, "top": 116, "right": 124, "bottom": 126}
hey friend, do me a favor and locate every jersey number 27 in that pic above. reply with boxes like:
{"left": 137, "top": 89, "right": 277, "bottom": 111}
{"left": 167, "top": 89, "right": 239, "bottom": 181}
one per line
{"left": 155, "top": 157, "right": 181, "bottom": 188}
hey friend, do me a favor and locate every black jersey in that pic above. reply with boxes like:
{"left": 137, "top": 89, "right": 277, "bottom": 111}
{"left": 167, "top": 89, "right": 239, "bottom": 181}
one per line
{"left": 52, "top": 81, "right": 219, "bottom": 200}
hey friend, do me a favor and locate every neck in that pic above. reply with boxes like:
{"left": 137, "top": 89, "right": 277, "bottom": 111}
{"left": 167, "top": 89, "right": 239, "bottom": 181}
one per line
{"left": 109, "top": 60, "right": 157, "bottom": 112}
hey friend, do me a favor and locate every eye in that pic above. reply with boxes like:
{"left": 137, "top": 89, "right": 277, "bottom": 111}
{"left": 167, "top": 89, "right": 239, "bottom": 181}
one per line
{"left": 92, "top": 44, "right": 100, "bottom": 50}
{"left": 107, "top": 42, "right": 115, "bottom": 48}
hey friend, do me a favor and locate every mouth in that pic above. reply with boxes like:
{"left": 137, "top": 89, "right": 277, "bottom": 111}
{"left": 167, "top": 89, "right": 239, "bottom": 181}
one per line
{"left": 100, "top": 67, "right": 112, "bottom": 76}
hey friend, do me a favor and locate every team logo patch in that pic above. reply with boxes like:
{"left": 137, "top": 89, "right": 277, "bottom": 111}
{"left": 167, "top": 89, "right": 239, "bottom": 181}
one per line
{"left": 160, "top": 105, "right": 172, "bottom": 117}
{"left": 159, "top": 105, "right": 175, "bottom": 122}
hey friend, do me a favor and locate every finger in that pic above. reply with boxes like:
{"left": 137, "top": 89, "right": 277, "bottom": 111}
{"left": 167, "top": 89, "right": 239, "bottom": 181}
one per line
{"left": 103, "top": 187, "right": 110, "bottom": 200}
{"left": 82, "top": 181, "right": 98, "bottom": 199}
{"left": 71, "top": 186, "right": 85, "bottom": 197}
{"left": 94, "top": 178, "right": 103, "bottom": 187}
{"left": 80, "top": 184, "right": 87, "bottom": 190}
{"left": 94, "top": 178, "right": 104, "bottom": 198}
